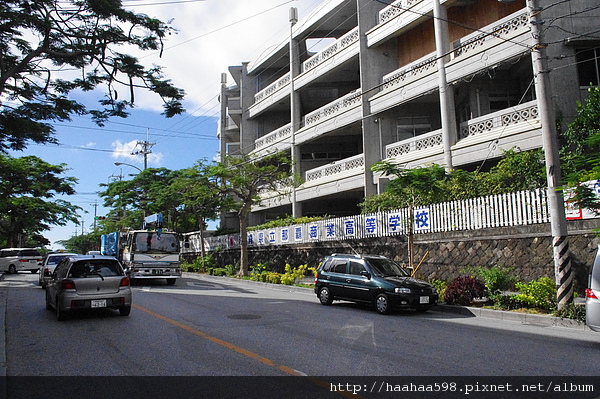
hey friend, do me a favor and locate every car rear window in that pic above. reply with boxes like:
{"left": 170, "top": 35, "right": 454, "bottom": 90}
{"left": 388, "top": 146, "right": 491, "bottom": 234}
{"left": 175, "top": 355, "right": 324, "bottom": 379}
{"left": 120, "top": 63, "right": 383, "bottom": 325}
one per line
{"left": 68, "top": 260, "right": 123, "bottom": 278}
{"left": 19, "top": 250, "right": 41, "bottom": 257}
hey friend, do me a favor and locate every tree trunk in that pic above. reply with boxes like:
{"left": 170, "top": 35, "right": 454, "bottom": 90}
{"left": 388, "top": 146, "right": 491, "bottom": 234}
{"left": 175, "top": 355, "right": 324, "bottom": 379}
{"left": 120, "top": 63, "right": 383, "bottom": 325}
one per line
{"left": 238, "top": 212, "right": 249, "bottom": 276}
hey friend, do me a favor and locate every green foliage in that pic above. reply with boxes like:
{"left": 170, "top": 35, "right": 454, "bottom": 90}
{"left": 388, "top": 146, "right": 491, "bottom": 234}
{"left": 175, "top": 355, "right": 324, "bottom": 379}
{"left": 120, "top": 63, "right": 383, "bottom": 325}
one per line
{"left": 443, "top": 276, "right": 486, "bottom": 305}
{"left": 429, "top": 279, "right": 447, "bottom": 300}
{"left": 57, "top": 232, "right": 102, "bottom": 254}
{"left": 250, "top": 263, "right": 309, "bottom": 286}
{"left": 362, "top": 149, "right": 546, "bottom": 213}
{"left": 0, "top": 154, "right": 81, "bottom": 246}
{"left": 512, "top": 277, "right": 557, "bottom": 311}
{"left": 554, "top": 303, "right": 586, "bottom": 322}
{"left": 470, "top": 265, "right": 516, "bottom": 302}
{"left": 0, "top": 0, "right": 184, "bottom": 153}
{"left": 182, "top": 254, "right": 217, "bottom": 273}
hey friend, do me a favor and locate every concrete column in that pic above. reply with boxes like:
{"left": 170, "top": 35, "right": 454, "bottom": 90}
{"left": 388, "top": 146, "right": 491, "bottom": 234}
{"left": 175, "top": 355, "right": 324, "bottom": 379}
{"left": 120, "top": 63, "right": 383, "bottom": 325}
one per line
{"left": 289, "top": 7, "right": 302, "bottom": 217}
{"left": 433, "top": 0, "right": 457, "bottom": 170}
{"left": 357, "top": 0, "right": 398, "bottom": 197}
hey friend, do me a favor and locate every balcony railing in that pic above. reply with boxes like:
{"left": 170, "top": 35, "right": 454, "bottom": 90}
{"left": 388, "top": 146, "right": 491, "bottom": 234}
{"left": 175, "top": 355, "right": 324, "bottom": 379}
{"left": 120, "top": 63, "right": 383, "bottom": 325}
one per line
{"left": 378, "top": 0, "right": 424, "bottom": 24}
{"left": 303, "top": 89, "right": 362, "bottom": 128}
{"left": 305, "top": 154, "right": 365, "bottom": 183}
{"left": 381, "top": 53, "right": 437, "bottom": 91}
{"left": 386, "top": 129, "right": 442, "bottom": 159}
{"left": 253, "top": 72, "right": 291, "bottom": 105}
{"left": 253, "top": 124, "right": 292, "bottom": 152}
{"left": 302, "top": 27, "right": 359, "bottom": 73}
{"left": 459, "top": 101, "right": 538, "bottom": 139}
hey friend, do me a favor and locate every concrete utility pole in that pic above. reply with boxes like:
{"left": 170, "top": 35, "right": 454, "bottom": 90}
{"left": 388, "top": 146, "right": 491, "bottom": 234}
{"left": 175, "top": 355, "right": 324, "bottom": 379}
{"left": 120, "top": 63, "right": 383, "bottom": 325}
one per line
{"left": 528, "top": 0, "right": 572, "bottom": 308}
{"left": 132, "top": 129, "right": 154, "bottom": 170}
{"left": 289, "top": 6, "right": 301, "bottom": 217}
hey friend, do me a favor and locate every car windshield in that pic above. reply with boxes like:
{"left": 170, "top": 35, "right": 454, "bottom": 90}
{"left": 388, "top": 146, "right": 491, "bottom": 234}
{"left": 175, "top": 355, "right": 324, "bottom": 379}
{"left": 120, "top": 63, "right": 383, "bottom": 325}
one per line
{"left": 134, "top": 232, "right": 179, "bottom": 253}
{"left": 68, "top": 260, "right": 123, "bottom": 278}
{"left": 367, "top": 257, "right": 410, "bottom": 277}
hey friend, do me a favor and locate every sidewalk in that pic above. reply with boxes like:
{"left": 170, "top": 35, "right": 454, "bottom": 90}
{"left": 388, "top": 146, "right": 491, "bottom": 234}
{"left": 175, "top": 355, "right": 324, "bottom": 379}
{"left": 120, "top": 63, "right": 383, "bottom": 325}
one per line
{"left": 184, "top": 272, "right": 592, "bottom": 331}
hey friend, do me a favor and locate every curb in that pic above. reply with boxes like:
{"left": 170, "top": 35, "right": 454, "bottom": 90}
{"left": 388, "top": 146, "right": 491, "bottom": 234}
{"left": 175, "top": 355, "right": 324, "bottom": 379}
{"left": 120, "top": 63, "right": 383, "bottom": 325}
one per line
{"left": 183, "top": 272, "right": 591, "bottom": 331}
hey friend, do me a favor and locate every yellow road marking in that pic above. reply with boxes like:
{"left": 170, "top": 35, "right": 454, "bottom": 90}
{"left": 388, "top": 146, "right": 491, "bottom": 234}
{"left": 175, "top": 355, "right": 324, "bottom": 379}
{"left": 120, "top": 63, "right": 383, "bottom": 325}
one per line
{"left": 131, "top": 304, "right": 365, "bottom": 398}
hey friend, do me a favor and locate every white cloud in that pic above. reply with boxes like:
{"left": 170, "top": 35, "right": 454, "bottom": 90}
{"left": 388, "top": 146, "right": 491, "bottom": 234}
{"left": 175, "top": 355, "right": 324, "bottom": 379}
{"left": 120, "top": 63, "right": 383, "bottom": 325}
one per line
{"left": 122, "top": 0, "right": 323, "bottom": 115}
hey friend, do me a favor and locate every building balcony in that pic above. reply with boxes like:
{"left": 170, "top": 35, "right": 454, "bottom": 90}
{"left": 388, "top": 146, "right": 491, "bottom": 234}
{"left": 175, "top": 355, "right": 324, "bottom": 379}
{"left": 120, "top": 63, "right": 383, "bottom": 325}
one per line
{"left": 296, "top": 89, "right": 363, "bottom": 145}
{"left": 251, "top": 123, "right": 292, "bottom": 156}
{"left": 295, "top": 27, "right": 360, "bottom": 90}
{"left": 366, "top": 0, "right": 431, "bottom": 47}
{"left": 446, "top": 10, "right": 531, "bottom": 84}
{"left": 370, "top": 53, "right": 438, "bottom": 114}
{"left": 249, "top": 72, "right": 291, "bottom": 118}
{"left": 304, "top": 153, "right": 365, "bottom": 187}
{"left": 383, "top": 101, "right": 541, "bottom": 168}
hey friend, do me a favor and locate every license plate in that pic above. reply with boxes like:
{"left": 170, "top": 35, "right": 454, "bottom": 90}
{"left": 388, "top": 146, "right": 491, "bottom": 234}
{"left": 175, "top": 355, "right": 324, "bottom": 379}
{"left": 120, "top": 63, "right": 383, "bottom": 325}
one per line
{"left": 420, "top": 296, "right": 429, "bottom": 304}
{"left": 152, "top": 269, "right": 164, "bottom": 275}
{"left": 29, "top": 260, "right": 37, "bottom": 263}
{"left": 91, "top": 300, "right": 107, "bottom": 308}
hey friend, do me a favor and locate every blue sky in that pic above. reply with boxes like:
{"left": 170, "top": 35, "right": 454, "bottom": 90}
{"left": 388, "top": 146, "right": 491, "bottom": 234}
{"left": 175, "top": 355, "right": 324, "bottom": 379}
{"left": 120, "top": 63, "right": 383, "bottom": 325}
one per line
{"left": 7, "top": 0, "right": 326, "bottom": 249}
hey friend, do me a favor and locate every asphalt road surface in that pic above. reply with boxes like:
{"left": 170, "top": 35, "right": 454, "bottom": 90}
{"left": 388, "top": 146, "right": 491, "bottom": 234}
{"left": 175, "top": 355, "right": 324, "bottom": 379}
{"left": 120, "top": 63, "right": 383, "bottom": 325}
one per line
{"left": 1, "top": 272, "right": 599, "bottom": 398}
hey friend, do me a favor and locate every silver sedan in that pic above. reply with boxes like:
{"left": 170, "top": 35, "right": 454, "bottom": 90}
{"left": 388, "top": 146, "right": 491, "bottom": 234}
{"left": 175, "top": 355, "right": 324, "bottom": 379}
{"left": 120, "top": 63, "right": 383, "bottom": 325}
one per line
{"left": 45, "top": 255, "right": 132, "bottom": 321}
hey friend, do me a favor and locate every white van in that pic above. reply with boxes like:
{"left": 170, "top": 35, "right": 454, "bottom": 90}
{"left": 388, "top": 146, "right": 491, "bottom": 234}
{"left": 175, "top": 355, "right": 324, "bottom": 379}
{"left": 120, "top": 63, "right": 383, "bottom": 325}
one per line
{"left": 586, "top": 245, "right": 600, "bottom": 332}
{"left": 0, "top": 248, "right": 43, "bottom": 274}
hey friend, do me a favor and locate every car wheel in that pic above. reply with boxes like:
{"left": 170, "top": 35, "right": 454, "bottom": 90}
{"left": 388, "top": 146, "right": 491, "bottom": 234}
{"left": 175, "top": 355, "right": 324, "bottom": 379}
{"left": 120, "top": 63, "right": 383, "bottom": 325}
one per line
{"left": 119, "top": 306, "right": 131, "bottom": 316}
{"left": 375, "top": 293, "right": 392, "bottom": 315}
{"left": 166, "top": 279, "right": 176, "bottom": 286}
{"left": 318, "top": 286, "right": 333, "bottom": 305}
{"left": 55, "top": 298, "right": 67, "bottom": 321}
{"left": 8, "top": 265, "right": 16, "bottom": 274}
{"left": 30, "top": 270, "right": 37, "bottom": 274}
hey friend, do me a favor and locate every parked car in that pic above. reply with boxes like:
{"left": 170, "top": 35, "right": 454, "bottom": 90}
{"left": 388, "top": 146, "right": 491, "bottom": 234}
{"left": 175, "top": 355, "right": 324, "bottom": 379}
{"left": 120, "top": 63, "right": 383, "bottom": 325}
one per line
{"left": 586, "top": 245, "right": 600, "bottom": 332}
{"left": 0, "top": 248, "right": 43, "bottom": 274}
{"left": 45, "top": 255, "right": 132, "bottom": 321}
{"left": 38, "top": 252, "right": 79, "bottom": 288}
{"left": 314, "top": 253, "right": 438, "bottom": 315}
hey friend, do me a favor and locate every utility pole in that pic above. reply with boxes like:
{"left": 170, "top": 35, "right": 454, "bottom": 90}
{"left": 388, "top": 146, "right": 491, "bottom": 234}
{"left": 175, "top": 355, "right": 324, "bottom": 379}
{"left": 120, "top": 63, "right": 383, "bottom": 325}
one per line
{"left": 528, "top": 0, "right": 572, "bottom": 309}
{"left": 132, "top": 129, "right": 154, "bottom": 170}
{"left": 92, "top": 201, "right": 98, "bottom": 230}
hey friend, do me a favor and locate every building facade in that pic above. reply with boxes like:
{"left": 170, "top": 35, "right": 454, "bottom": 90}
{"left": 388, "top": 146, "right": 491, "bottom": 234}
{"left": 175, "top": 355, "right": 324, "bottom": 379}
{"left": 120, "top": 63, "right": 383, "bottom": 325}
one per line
{"left": 217, "top": 0, "right": 600, "bottom": 229}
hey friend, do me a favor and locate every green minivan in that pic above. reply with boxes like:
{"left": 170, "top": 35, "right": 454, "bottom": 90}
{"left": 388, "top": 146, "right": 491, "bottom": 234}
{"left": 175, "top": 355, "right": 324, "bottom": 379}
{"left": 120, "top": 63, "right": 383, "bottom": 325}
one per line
{"left": 314, "top": 253, "right": 438, "bottom": 315}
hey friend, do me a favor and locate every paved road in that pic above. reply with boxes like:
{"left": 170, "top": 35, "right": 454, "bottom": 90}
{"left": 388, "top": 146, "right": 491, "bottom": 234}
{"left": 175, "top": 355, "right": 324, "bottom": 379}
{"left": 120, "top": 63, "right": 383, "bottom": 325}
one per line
{"left": 1, "top": 272, "right": 599, "bottom": 398}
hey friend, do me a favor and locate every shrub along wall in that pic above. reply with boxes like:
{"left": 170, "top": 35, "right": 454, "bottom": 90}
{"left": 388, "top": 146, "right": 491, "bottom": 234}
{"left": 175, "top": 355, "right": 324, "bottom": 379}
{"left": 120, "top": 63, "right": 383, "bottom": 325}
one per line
{"left": 209, "top": 219, "right": 600, "bottom": 295}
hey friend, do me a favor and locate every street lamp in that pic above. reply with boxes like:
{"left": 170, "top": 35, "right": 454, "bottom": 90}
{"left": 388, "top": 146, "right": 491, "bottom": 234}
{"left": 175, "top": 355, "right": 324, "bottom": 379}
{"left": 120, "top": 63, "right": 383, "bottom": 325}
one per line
{"left": 114, "top": 162, "right": 142, "bottom": 172}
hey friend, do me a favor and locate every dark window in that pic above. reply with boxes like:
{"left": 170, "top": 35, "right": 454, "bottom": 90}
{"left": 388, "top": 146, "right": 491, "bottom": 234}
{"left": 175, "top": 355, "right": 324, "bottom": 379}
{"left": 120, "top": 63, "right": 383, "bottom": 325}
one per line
{"left": 577, "top": 48, "right": 600, "bottom": 87}
{"left": 68, "top": 260, "right": 123, "bottom": 278}
{"left": 349, "top": 261, "right": 365, "bottom": 275}
{"left": 331, "top": 260, "right": 347, "bottom": 274}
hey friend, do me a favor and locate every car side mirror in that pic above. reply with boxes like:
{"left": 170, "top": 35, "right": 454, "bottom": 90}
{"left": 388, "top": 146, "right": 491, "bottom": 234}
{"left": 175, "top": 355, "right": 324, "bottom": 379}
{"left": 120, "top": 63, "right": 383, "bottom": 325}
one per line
{"left": 360, "top": 271, "right": 371, "bottom": 279}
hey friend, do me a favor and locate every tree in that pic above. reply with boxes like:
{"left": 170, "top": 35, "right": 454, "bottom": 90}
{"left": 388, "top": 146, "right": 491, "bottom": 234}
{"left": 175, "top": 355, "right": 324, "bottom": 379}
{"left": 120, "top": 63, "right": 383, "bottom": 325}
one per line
{"left": 0, "top": 0, "right": 185, "bottom": 153}
{"left": 57, "top": 231, "right": 102, "bottom": 254}
{"left": 170, "top": 160, "right": 224, "bottom": 257}
{"left": 0, "top": 154, "right": 80, "bottom": 246}
{"left": 99, "top": 167, "right": 183, "bottom": 231}
{"left": 212, "top": 152, "right": 295, "bottom": 276}
{"left": 367, "top": 163, "right": 451, "bottom": 268}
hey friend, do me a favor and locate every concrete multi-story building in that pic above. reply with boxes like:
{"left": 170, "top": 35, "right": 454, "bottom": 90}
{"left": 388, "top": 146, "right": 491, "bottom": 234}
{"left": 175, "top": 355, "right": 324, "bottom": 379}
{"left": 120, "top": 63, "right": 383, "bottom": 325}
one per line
{"left": 217, "top": 0, "right": 600, "bottom": 230}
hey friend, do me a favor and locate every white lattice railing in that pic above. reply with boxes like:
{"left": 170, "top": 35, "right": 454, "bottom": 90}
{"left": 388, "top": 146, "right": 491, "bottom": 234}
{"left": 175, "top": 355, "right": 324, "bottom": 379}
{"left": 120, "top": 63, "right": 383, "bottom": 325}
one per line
{"left": 381, "top": 53, "right": 437, "bottom": 91}
{"left": 303, "top": 89, "right": 362, "bottom": 128}
{"left": 253, "top": 124, "right": 292, "bottom": 152}
{"left": 305, "top": 154, "right": 365, "bottom": 183}
{"left": 459, "top": 101, "right": 539, "bottom": 139}
{"left": 378, "top": 0, "right": 424, "bottom": 24}
{"left": 302, "top": 27, "right": 359, "bottom": 73}
{"left": 253, "top": 72, "right": 291, "bottom": 105}
{"left": 386, "top": 129, "right": 442, "bottom": 159}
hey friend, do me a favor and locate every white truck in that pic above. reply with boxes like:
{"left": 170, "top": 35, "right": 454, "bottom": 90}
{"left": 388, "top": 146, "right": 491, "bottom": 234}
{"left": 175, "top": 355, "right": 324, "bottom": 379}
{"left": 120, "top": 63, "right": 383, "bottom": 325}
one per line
{"left": 101, "top": 214, "right": 181, "bottom": 285}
